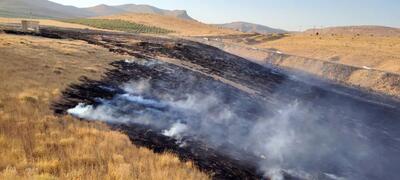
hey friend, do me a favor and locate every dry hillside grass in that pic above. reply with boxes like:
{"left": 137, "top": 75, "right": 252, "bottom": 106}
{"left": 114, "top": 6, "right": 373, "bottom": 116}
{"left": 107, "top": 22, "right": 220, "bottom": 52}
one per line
{"left": 96, "top": 13, "right": 242, "bottom": 36}
{"left": 0, "top": 17, "right": 99, "bottom": 30}
{"left": 303, "top": 26, "right": 400, "bottom": 37}
{"left": 255, "top": 34, "right": 400, "bottom": 74}
{"left": 0, "top": 33, "right": 209, "bottom": 179}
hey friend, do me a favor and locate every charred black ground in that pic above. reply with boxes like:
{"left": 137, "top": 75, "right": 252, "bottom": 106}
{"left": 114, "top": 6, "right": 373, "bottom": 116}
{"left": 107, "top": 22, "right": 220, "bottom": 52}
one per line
{"left": 52, "top": 59, "right": 268, "bottom": 179}
{"left": 3, "top": 27, "right": 400, "bottom": 180}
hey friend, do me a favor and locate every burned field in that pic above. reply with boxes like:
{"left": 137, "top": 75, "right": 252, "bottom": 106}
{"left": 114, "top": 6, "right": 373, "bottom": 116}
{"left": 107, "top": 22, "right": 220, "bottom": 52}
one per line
{"left": 4, "top": 27, "right": 400, "bottom": 179}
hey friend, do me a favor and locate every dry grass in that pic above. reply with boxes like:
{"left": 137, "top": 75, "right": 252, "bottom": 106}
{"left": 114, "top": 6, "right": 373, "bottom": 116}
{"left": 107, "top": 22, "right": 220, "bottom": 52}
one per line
{"left": 96, "top": 13, "right": 242, "bottom": 36}
{"left": 0, "top": 33, "right": 209, "bottom": 179}
{"left": 255, "top": 34, "right": 400, "bottom": 74}
{"left": 0, "top": 17, "right": 100, "bottom": 30}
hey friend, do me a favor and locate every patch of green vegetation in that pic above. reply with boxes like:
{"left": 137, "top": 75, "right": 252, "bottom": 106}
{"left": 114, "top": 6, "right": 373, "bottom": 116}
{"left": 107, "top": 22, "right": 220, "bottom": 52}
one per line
{"left": 62, "top": 19, "right": 173, "bottom": 34}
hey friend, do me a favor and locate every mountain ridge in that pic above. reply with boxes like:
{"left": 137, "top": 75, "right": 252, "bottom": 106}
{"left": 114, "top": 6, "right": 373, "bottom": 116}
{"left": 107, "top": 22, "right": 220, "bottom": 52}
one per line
{"left": 0, "top": 0, "right": 285, "bottom": 34}
{"left": 0, "top": 0, "right": 194, "bottom": 20}
{"left": 84, "top": 4, "right": 194, "bottom": 20}
{"left": 0, "top": 0, "right": 92, "bottom": 18}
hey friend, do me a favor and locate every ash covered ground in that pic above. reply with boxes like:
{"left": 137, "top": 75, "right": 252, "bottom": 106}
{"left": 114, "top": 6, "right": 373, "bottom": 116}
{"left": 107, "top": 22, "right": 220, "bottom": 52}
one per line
{"left": 5, "top": 27, "right": 400, "bottom": 180}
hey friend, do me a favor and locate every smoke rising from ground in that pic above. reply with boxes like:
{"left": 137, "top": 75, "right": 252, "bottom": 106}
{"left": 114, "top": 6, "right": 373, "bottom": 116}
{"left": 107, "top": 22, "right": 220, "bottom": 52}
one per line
{"left": 68, "top": 76, "right": 400, "bottom": 180}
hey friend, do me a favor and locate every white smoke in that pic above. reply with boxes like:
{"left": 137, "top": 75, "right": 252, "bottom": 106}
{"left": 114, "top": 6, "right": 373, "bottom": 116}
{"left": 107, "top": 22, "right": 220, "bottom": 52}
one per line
{"left": 162, "top": 122, "right": 188, "bottom": 140}
{"left": 120, "top": 94, "right": 167, "bottom": 109}
{"left": 67, "top": 103, "right": 95, "bottom": 118}
{"left": 122, "top": 80, "right": 151, "bottom": 94}
{"left": 67, "top": 78, "right": 392, "bottom": 180}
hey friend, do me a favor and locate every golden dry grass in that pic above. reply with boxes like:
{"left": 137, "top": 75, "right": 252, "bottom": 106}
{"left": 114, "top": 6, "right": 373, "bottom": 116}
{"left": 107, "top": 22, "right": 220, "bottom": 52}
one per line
{"left": 0, "top": 33, "right": 209, "bottom": 179}
{"left": 0, "top": 17, "right": 100, "bottom": 30}
{"left": 255, "top": 34, "right": 400, "bottom": 74}
{"left": 95, "top": 13, "right": 242, "bottom": 36}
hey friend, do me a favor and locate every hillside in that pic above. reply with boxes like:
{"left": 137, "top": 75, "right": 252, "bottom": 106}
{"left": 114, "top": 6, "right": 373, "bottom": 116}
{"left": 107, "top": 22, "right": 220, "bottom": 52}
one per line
{"left": 216, "top": 21, "right": 287, "bottom": 34}
{"left": 0, "top": 0, "right": 195, "bottom": 20}
{"left": 0, "top": 32, "right": 209, "bottom": 179}
{"left": 208, "top": 25, "right": 400, "bottom": 74}
{"left": 304, "top": 25, "right": 400, "bottom": 37}
{"left": 4, "top": 25, "right": 400, "bottom": 179}
{"left": 0, "top": 17, "right": 102, "bottom": 30}
{"left": 234, "top": 32, "right": 400, "bottom": 74}
{"left": 0, "top": 0, "right": 92, "bottom": 18}
{"left": 96, "top": 13, "right": 242, "bottom": 36}
{"left": 83, "top": 4, "right": 123, "bottom": 17}
{"left": 84, "top": 4, "right": 194, "bottom": 20}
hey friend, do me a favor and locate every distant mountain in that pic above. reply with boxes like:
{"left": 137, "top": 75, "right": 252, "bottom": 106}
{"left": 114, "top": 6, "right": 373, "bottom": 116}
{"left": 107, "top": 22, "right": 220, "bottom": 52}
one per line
{"left": 0, "top": 0, "right": 92, "bottom": 18}
{"left": 114, "top": 4, "right": 193, "bottom": 20}
{"left": 216, "top": 22, "right": 287, "bottom": 34}
{"left": 304, "top": 26, "right": 400, "bottom": 36}
{"left": 82, "top": 4, "right": 123, "bottom": 17}
{"left": 0, "top": 0, "right": 194, "bottom": 20}
{"left": 84, "top": 4, "right": 194, "bottom": 20}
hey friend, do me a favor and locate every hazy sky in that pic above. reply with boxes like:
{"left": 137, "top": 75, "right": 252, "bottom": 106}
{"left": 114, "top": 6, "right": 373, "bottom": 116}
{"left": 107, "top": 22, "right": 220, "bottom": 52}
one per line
{"left": 50, "top": 0, "right": 400, "bottom": 31}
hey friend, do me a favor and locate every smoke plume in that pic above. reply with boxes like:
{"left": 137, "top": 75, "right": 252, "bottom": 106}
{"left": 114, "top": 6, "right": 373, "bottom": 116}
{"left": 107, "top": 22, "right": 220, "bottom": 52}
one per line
{"left": 66, "top": 76, "right": 400, "bottom": 180}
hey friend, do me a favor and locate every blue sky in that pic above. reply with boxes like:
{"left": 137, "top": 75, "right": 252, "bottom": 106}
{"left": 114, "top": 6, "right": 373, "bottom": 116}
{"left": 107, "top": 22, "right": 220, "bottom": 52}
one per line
{"left": 50, "top": 0, "right": 400, "bottom": 31}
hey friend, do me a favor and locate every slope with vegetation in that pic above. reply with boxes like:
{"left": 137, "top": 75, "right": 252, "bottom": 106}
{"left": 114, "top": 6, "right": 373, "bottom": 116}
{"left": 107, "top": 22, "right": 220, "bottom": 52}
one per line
{"left": 96, "top": 13, "right": 242, "bottom": 36}
{"left": 0, "top": 32, "right": 209, "bottom": 179}
{"left": 62, "top": 19, "right": 173, "bottom": 34}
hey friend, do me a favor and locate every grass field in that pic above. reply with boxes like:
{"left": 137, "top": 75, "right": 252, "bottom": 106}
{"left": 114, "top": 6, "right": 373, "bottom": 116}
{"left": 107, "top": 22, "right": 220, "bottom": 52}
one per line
{"left": 62, "top": 18, "right": 173, "bottom": 34}
{"left": 0, "top": 33, "right": 209, "bottom": 179}
{"left": 255, "top": 34, "right": 400, "bottom": 74}
{"left": 222, "top": 32, "right": 400, "bottom": 74}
